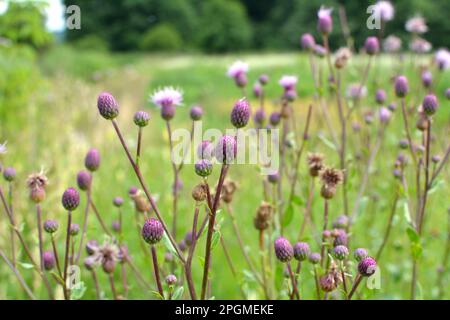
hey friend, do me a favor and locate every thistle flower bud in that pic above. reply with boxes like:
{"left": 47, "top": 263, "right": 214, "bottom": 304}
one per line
{"left": 253, "top": 82, "right": 262, "bottom": 98}
{"left": 274, "top": 237, "right": 294, "bottom": 262}
{"left": 86, "top": 240, "right": 99, "bottom": 255}
{"left": 393, "top": 168, "right": 402, "bottom": 179}
{"left": 314, "top": 45, "right": 327, "bottom": 58}
{"left": 197, "top": 140, "right": 213, "bottom": 160}
{"left": 395, "top": 76, "right": 409, "bottom": 98}
{"left": 253, "top": 202, "right": 272, "bottom": 230}
{"left": 283, "top": 88, "right": 297, "bottom": 101}
{"left": 379, "top": 107, "right": 392, "bottom": 124}
{"left": 421, "top": 71, "right": 432, "bottom": 88}
{"left": 128, "top": 186, "right": 138, "bottom": 197}
{"left": 259, "top": 74, "right": 269, "bottom": 85}
{"left": 364, "top": 37, "right": 379, "bottom": 55}
{"left": 97, "top": 92, "right": 119, "bottom": 120}
{"left": 353, "top": 248, "right": 368, "bottom": 262}
{"left": 142, "top": 218, "right": 164, "bottom": 245}
{"left": 332, "top": 215, "right": 348, "bottom": 229}
{"left": 215, "top": 135, "right": 237, "bottom": 164}
{"left": 230, "top": 98, "right": 250, "bottom": 128}
{"left": 269, "top": 112, "right": 281, "bottom": 126}
{"left": 161, "top": 104, "right": 176, "bottom": 121}
{"left": 399, "top": 139, "right": 409, "bottom": 149}
{"left": 133, "top": 194, "right": 150, "bottom": 213}
{"left": 333, "top": 229, "right": 348, "bottom": 246}
{"left": 375, "top": 89, "right": 386, "bottom": 105}
{"left": 301, "top": 33, "right": 315, "bottom": 51}
{"left": 333, "top": 245, "right": 349, "bottom": 260}
{"left": 235, "top": 72, "right": 248, "bottom": 88}
{"left": 317, "top": 7, "right": 333, "bottom": 35}
{"left": 307, "top": 153, "right": 324, "bottom": 177}
{"left": 43, "top": 251, "right": 55, "bottom": 271}
{"left": 3, "top": 167, "right": 16, "bottom": 182}
{"left": 164, "top": 252, "right": 174, "bottom": 263}
{"left": 388, "top": 103, "right": 396, "bottom": 112}
{"left": 190, "top": 106, "right": 203, "bottom": 121}
{"left": 62, "top": 187, "right": 80, "bottom": 211}
{"left": 253, "top": 108, "right": 266, "bottom": 126}
{"left": 85, "top": 148, "right": 100, "bottom": 172}
{"left": 113, "top": 197, "right": 124, "bottom": 207}
{"left": 267, "top": 172, "right": 279, "bottom": 184}
{"left": 294, "top": 242, "right": 310, "bottom": 261}
{"left": 44, "top": 219, "right": 59, "bottom": 234}
{"left": 178, "top": 240, "right": 187, "bottom": 252}
{"left": 422, "top": 94, "right": 438, "bottom": 116}
{"left": 184, "top": 231, "right": 194, "bottom": 246}
{"left": 192, "top": 183, "right": 207, "bottom": 202}
{"left": 195, "top": 159, "right": 213, "bottom": 177}
{"left": 416, "top": 113, "right": 429, "bottom": 131}
{"left": 221, "top": 180, "right": 237, "bottom": 203}
{"left": 323, "top": 230, "right": 332, "bottom": 239}
{"left": 321, "top": 184, "right": 337, "bottom": 199}
{"left": 102, "top": 259, "right": 116, "bottom": 274}
{"left": 70, "top": 223, "right": 80, "bottom": 236}
{"left": 133, "top": 111, "right": 150, "bottom": 127}
{"left": 446, "top": 88, "right": 450, "bottom": 100}
{"left": 308, "top": 252, "right": 321, "bottom": 264}
{"left": 165, "top": 274, "right": 177, "bottom": 286}
{"left": 112, "top": 221, "right": 120, "bottom": 232}
{"left": 432, "top": 155, "right": 441, "bottom": 164}
{"left": 358, "top": 256, "right": 377, "bottom": 276}
{"left": 76, "top": 170, "right": 92, "bottom": 191}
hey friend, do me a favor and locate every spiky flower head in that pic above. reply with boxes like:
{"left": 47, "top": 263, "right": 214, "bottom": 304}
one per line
{"left": 375, "top": 89, "right": 386, "bottom": 105}
{"left": 319, "top": 262, "right": 342, "bottom": 292}
{"left": 88, "top": 239, "right": 121, "bottom": 274}
{"left": 334, "top": 47, "right": 352, "bottom": 69}
{"left": 113, "top": 197, "right": 124, "bottom": 207}
{"left": 97, "top": 92, "right": 119, "bottom": 120}
{"left": 85, "top": 148, "right": 100, "bottom": 172}
{"left": 70, "top": 223, "right": 80, "bottom": 236}
{"left": 142, "top": 218, "right": 164, "bottom": 245}
{"left": 197, "top": 140, "right": 213, "bottom": 160}
{"left": 43, "top": 251, "right": 55, "bottom": 271}
{"left": 317, "top": 6, "right": 333, "bottom": 35}
{"left": 274, "top": 237, "right": 294, "bottom": 263}
{"left": 166, "top": 274, "right": 178, "bottom": 286}
{"left": 259, "top": 74, "right": 269, "bottom": 85}
{"left": 61, "top": 187, "right": 80, "bottom": 211}
{"left": 435, "top": 49, "right": 450, "bottom": 71}
{"left": 254, "top": 202, "right": 272, "bottom": 230}
{"left": 76, "top": 170, "right": 92, "bottom": 191}
{"left": 294, "top": 242, "right": 310, "bottom": 261}
{"left": 190, "top": 106, "right": 203, "bottom": 121}
{"left": 332, "top": 215, "right": 349, "bottom": 229}
{"left": 230, "top": 98, "right": 250, "bottom": 128}
{"left": 365, "top": 37, "right": 379, "bottom": 55}
{"left": 215, "top": 135, "right": 237, "bottom": 164}
{"left": 383, "top": 35, "right": 401, "bottom": 53}
{"left": 253, "top": 108, "right": 266, "bottom": 126}
{"left": 308, "top": 252, "right": 321, "bottom": 264}
{"left": 227, "top": 60, "right": 249, "bottom": 79}
{"left": 307, "top": 153, "right": 324, "bottom": 177}
{"left": 358, "top": 256, "right": 377, "bottom": 276}
{"left": 301, "top": 33, "right": 315, "bottom": 51}
{"left": 253, "top": 82, "right": 262, "bottom": 98}
{"left": 379, "top": 107, "right": 392, "bottom": 124}
{"left": 133, "top": 111, "right": 150, "bottom": 127}
{"left": 192, "top": 183, "right": 207, "bottom": 202}
{"left": 150, "top": 87, "right": 183, "bottom": 109}
{"left": 373, "top": 1, "right": 394, "bottom": 21}
{"left": 269, "top": 111, "right": 281, "bottom": 126}
{"left": 86, "top": 240, "right": 99, "bottom": 255}
{"left": 3, "top": 167, "right": 16, "bottom": 182}
{"left": 112, "top": 221, "right": 120, "bottom": 233}
{"left": 27, "top": 171, "right": 48, "bottom": 203}
{"left": 410, "top": 37, "right": 432, "bottom": 54}
{"left": 128, "top": 186, "right": 138, "bottom": 197}
{"left": 320, "top": 167, "right": 344, "bottom": 187}
{"left": 333, "top": 229, "right": 348, "bottom": 246}
{"left": 279, "top": 75, "right": 298, "bottom": 91}
{"left": 43, "top": 219, "right": 59, "bottom": 234}
{"left": 84, "top": 256, "right": 97, "bottom": 271}
{"left": 333, "top": 245, "right": 349, "bottom": 260}
{"left": 422, "top": 94, "right": 438, "bottom": 116}
{"left": 394, "top": 76, "right": 409, "bottom": 98}
{"left": 421, "top": 70, "right": 432, "bottom": 88}
{"left": 267, "top": 172, "right": 280, "bottom": 184}
{"left": 221, "top": 180, "right": 238, "bottom": 203}
{"left": 353, "top": 248, "right": 368, "bottom": 262}
{"left": 195, "top": 159, "right": 213, "bottom": 177}
{"left": 406, "top": 15, "right": 428, "bottom": 34}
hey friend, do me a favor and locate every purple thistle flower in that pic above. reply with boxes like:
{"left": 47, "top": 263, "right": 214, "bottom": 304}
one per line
{"left": 133, "top": 111, "right": 150, "bottom": 127}
{"left": 274, "top": 237, "right": 294, "bottom": 263}
{"left": 86, "top": 240, "right": 99, "bottom": 255}
{"left": 399, "top": 139, "right": 409, "bottom": 149}
{"left": 301, "top": 33, "right": 316, "bottom": 51}
{"left": 432, "top": 155, "right": 441, "bottom": 164}
{"left": 379, "top": 107, "right": 392, "bottom": 124}
{"left": 314, "top": 45, "right": 327, "bottom": 58}
{"left": 227, "top": 61, "right": 249, "bottom": 81}
{"left": 43, "top": 251, "right": 55, "bottom": 271}
{"left": 333, "top": 245, "right": 349, "bottom": 260}
{"left": 230, "top": 98, "right": 250, "bottom": 128}
{"left": 61, "top": 187, "right": 80, "bottom": 211}
{"left": 161, "top": 104, "right": 176, "bottom": 121}
{"left": 70, "top": 223, "right": 80, "bottom": 236}
{"left": 85, "top": 148, "right": 101, "bottom": 172}
{"left": 253, "top": 108, "right": 266, "bottom": 126}
{"left": 178, "top": 240, "right": 187, "bottom": 252}
{"left": 395, "top": 76, "right": 409, "bottom": 98}
{"left": 358, "top": 256, "right": 377, "bottom": 276}
{"left": 184, "top": 231, "right": 194, "bottom": 246}
{"left": 97, "top": 92, "right": 119, "bottom": 120}
{"left": 283, "top": 88, "right": 297, "bottom": 101}
{"left": 279, "top": 75, "right": 298, "bottom": 91}
{"left": 164, "top": 252, "right": 174, "bottom": 263}
{"left": 422, "top": 94, "right": 438, "bottom": 116}
{"left": 151, "top": 87, "right": 183, "bottom": 108}
{"left": 269, "top": 111, "right": 281, "bottom": 126}
{"left": 267, "top": 172, "right": 279, "bottom": 184}
{"left": 112, "top": 221, "right": 120, "bottom": 232}
{"left": 258, "top": 74, "right": 269, "bottom": 85}
{"left": 142, "top": 218, "right": 164, "bottom": 245}
{"left": 375, "top": 89, "right": 386, "bottom": 105}
{"left": 166, "top": 274, "right": 178, "bottom": 286}
{"left": 76, "top": 170, "right": 92, "bottom": 191}
{"left": 364, "top": 36, "right": 379, "bottom": 55}
{"left": 332, "top": 215, "right": 349, "bottom": 229}
{"left": 317, "top": 6, "right": 333, "bottom": 35}
{"left": 308, "top": 252, "right": 321, "bottom": 264}
{"left": 197, "top": 140, "right": 213, "bottom": 160}
{"left": 113, "top": 196, "right": 124, "bottom": 207}
{"left": 195, "top": 159, "right": 213, "bottom": 177}
{"left": 446, "top": 88, "right": 450, "bottom": 100}
{"left": 215, "top": 135, "right": 237, "bottom": 164}
{"left": 353, "top": 248, "right": 368, "bottom": 262}
{"left": 128, "top": 186, "right": 138, "bottom": 197}
{"left": 333, "top": 229, "right": 348, "bottom": 247}
{"left": 421, "top": 70, "right": 432, "bottom": 88}
{"left": 43, "top": 219, "right": 59, "bottom": 234}
{"left": 294, "top": 242, "right": 310, "bottom": 261}
{"left": 190, "top": 106, "right": 203, "bottom": 121}
{"left": 253, "top": 82, "right": 262, "bottom": 98}
{"left": 388, "top": 102, "right": 396, "bottom": 111}
{"left": 3, "top": 167, "right": 16, "bottom": 182}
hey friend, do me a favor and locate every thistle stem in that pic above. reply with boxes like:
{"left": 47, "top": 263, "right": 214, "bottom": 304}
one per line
{"left": 0, "top": 249, "right": 36, "bottom": 300}
{"left": 51, "top": 235, "right": 63, "bottom": 277}
{"left": 91, "top": 270, "right": 101, "bottom": 300}
{"left": 185, "top": 206, "right": 199, "bottom": 300}
{"left": 109, "top": 273, "right": 118, "bottom": 300}
{"left": 376, "top": 189, "right": 399, "bottom": 261}
{"left": 63, "top": 211, "right": 72, "bottom": 300}
{"left": 320, "top": 200, "right": 329, "bottom": 266}
{"left": 347, "top": 273, "right": 362, "bottom": 300}
{"left": 76, "top": 188, "right": 91, "bottom": 264}
{"left": 7, "top": 183, "right": 16, "bottom": 267}
{"left": 151, "top": 245, "right": 163, "bottom": 296}
{"left": 287, "top": 262, "right": 300, "bottom": 300}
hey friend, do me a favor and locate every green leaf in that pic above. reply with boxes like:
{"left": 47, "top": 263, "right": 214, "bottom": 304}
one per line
{"left": 282, "top": 204, "right": 294, "bottom": 227}
{"left": 242, "top": 269, "right": 256, "bottom": 283}
{"left": 162, "top": 232, "right": 177, "bottom": 257}
{"left": 291, "top": 195, "right": 304, "bottom": 206}
{"left": 211, "top": 229, "right": 221, "bottom": 251}
{"left": 402, "top": 200, "right": 412, "bottom": 225}
{"left": 406, "top": 227, "right": 422, "bottom": 261}
{"left": 428, "top": 179, "right": 444, "bottom": 195}
{"left": 172, "top": 287, "right": 184, "bottom": 300}
{"left": 198, "top": 256, "right": 205, "bottom": 268}
{"left": 318, "top": 134, "right": 337, "bottom": 151}
{"left": 18, "top": 262, "right": 35, "bottom": 270}
{"left": 151, "top": 290, "right": 165, "bottom": 300}
{"left": 70, "top": 281, "right": 86, "bottom": 300}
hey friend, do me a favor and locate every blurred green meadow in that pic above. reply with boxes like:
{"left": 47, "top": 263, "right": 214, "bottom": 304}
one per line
{"left": 0, "top": 43, "right": 449, "bottom": 299}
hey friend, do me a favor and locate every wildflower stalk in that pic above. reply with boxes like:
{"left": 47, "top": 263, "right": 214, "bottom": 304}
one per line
{"left": 91, "top": 269, "right": 101, "bottom": 300}
{"left": 259, "top": 230, "right": 270, "bottom": 299}
{"left": 50, "top": 234, "right": 63, "bottom": 277}
{"left": 320, "top": 200, "right": 329, "bottom": 266}
{"left": 376, "top": 187, "right": 399, "bottom": 261}
{"left": 75, "top": 188, "right": 91, "bottom": 264}
{"left": 437, "top": 210, "right": 450, "bottom": 299}
{"left": 109, "top": 273, "right": 118, "bottom": 300}
{"left": 313, "top": 265, "right": 321, "bottom": 300}
{"left": 111, "top": 119, "right": 185, "bottom": 263}
{"left": 0, "top": 249, "right": 36, "bottom": 300}
{"left": 286, "top": 262, "right": 300, "bottom": 299}
{"left": 136, "top": 127, "right": 143, "bottom": 167}
{"left": 90, "top": 197, "right": 111, "bottom": 236}
{"left": 151, "top": 245, "right": 163, "bottom": 296}
{"left": 347, "top": 273, "right": 362, "bottom": 300}
{"left": 63, "top": 211, "right": 72, "bottom": 300}
{"left": 165, "top": 120, "right": 180, "bottom": 239}
{"left": 184, "top": 206, "right": 200, "bottom": 300}
{"left": 400, "top": 98, "right": 418, "bottom": 166}
{"left": 7, "top": 182, "right": 16, "bottom": 267}
{"left": 339, "top": 261, "right": 348, "bottom": 295}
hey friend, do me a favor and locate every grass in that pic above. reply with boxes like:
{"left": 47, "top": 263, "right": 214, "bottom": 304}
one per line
{"left": 0, "top": 45, "right": 449, "bottom": 299}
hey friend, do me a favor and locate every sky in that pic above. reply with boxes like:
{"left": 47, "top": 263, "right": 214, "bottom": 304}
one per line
{"left": 0, "top": 0, "right": 65, "bottom": 32}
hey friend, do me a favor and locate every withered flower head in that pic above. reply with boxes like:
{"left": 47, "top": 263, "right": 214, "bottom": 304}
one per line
{"left": 307, "top": 153, "right": 325, "bottom": 177}
{"left": 88, "top": 238, "right": 121, "bottom": 274}
{"left": 254, "top": 202, "right": 273, "bottom": 230}
{"left": 319, "top": 261, "right": 343, "bottom": 292}
{"left": 26, "top": 171, "right": 49, "bottom": 203}
{"left": 221, "top": 180, "right": 238, "bottom": 203}
{"left": 192, "top": 183, "right": 208, "bottom": 202}
{"left": 319, "top": 167, "right": 344, "bottom": 187}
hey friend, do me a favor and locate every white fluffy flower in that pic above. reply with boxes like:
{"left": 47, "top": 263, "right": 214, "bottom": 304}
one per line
{"left": 279, "top": 75, "right": 298, "bottom": 89}
{"left": 318, "top": 6, "right": 333, "bottom": 18}
{"left": 383, "top": 35, "right": 402, "bottom": 53}
{"left": 373, "top": 1, "right": 394, "bottom": 21}
{"left": 435, "top": 48, "right": 450, "bottom": 70}
{"left": 346, "top": 83, "right": 367, "bottom": 100}
{"left": 0, "top": 142, "right": 7, "bottom": 155}
{"left": 227, "top": 60, "right": 249, "bottom": 78}
{"left": 409, "top": 38, "right": 432, "bottom": 54}
{"left": 406, "top": 16, "right": 428, "bottom": 34}
{"left": 150, "top": 87, "right": 183, "bottom": 108}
